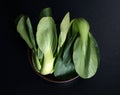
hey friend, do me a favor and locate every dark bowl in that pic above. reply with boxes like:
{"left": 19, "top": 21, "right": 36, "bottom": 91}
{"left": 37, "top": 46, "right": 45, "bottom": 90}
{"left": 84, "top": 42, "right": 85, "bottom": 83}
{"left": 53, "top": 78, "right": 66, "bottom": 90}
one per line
{"left": 27, "top": 48, "right": 79, "bottom": 83}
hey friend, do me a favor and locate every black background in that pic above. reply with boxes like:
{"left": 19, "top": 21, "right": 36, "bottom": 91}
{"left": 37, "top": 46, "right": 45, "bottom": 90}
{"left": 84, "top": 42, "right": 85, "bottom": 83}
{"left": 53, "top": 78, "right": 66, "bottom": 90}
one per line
{"left": 5, "top": 0, "right": 120, "bottom": 95}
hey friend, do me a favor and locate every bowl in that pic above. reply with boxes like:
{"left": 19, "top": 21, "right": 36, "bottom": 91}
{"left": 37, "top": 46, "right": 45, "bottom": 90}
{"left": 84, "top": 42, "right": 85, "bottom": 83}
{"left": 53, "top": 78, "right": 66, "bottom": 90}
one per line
{"left": 27, "top": 48, "right": 79, "bottom": 83}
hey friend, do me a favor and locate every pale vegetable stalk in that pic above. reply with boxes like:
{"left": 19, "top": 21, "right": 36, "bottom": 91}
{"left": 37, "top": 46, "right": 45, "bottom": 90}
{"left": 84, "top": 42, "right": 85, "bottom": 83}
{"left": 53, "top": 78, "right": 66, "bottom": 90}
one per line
{"left": 41, "top": 51, "right": 55, "bottom": 75}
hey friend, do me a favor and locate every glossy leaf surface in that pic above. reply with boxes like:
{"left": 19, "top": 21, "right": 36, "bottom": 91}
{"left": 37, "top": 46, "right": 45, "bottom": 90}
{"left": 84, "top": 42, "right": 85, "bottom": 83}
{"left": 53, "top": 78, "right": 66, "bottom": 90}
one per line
{"left": 54, "top": 32, "right": 77, "bottom": 80}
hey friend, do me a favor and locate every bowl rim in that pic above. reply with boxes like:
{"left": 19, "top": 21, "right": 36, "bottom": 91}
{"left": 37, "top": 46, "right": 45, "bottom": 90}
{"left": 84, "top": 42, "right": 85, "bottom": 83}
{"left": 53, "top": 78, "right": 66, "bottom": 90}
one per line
{"left": 27, "top": 48, "right": 79, "bottom": 83}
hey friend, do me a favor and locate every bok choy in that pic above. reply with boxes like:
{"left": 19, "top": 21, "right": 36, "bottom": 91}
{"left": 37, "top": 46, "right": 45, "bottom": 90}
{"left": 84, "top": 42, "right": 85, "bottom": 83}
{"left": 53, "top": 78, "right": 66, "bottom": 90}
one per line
{"left": 36, "top": 17, "right": 57, "bottom": 75}
{"left": 72, "top": 18, "right": 100, "bottom": 78}
{"left": 16, "top": 7, "right": 100, "bottom": 80}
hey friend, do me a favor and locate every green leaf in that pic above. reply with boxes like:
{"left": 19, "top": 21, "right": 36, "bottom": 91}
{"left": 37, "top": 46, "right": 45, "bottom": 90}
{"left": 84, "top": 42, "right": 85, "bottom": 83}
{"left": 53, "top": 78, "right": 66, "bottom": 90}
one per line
{"left": 39, "top": 7, "right": 52, "bottom": 19}
{"left": 54, "top": 56, "right": 76, "bottom": 80}
{"left": 26, "top": 17, "right": 36, "bottom": 49}
{"left": 54, "top": 32, "right": 77, "bottom": 80}
{"left": 72, "top": 18, "right": 90, "bottom": 54}
{"left": 36, "top": 17, "right": 57, "bottom": 55}
{"left": 36, "top": 17, "right": 57, "bottom": 75}
{"left": 58, "top": 12, "right": 70, "bottom": 49}
{"left": 72, "top": 18, "right": 99, "bottom": 79}
{"left": 17, "top": 16, "right": 33, "bottom": 49}
{"left": 32, "top": 50, "right": 41, "bottom": 71}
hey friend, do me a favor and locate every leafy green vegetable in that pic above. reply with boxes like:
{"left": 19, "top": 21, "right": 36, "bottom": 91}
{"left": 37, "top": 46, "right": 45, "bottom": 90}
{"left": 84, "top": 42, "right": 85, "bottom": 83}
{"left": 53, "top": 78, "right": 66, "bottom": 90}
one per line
{"left": 26, "top": 17, "right": 36, "bottom": 49}
{"left": 17, "top": 16, "right": 33, "bottom": 49}
{"left": 17, "top": 15, "right": 42, "bottom": 71}
{"left": 16, "top": 8, "right": 100, "bottom": 79}
{"left": 72, "top": 18, "right": 99, "bottom": 79}
{"left": 54, "top": 32, "right": 77, "bottom": 80}
{"left": 72, "top": 18, "right": 89, "bottom": 54}
{"left": 32, "top": 50, "right": 41, "bottom": 71}
{"left": 58, "top": 12, "right": 70, "bottom": 51}
{"left": 36, "top": 17, "right": 57, "bottom": 75}
{"left": 39, "top": 7, "right": 52, "bottom": 19}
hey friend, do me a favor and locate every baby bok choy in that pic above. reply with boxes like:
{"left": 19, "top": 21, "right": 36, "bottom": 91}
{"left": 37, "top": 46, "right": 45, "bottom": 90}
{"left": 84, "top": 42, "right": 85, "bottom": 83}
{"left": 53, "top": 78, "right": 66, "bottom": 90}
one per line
{"left": 17, "top": 15, "right": 41, "bottom": 71}
{"left": 17, "top": 16, "right": 33, "bottom": 49}
{"left": 72, "top": 18, "right": 100, "bottom": 79}
{"left": 16, "top": 7, "right": 100, "bottom": 79}
{"left": 54, "top": 13, "right": 78, "bottom": 79}
{"left": 36, "top": 17, "right": 57, "bottom": 75}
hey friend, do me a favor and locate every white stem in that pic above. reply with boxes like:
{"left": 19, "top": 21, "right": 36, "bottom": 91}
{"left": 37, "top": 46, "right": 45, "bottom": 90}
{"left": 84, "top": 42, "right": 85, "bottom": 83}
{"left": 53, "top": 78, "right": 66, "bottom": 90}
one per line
{"left": 41, "top": 52, "right": 55, "bottom": 75}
